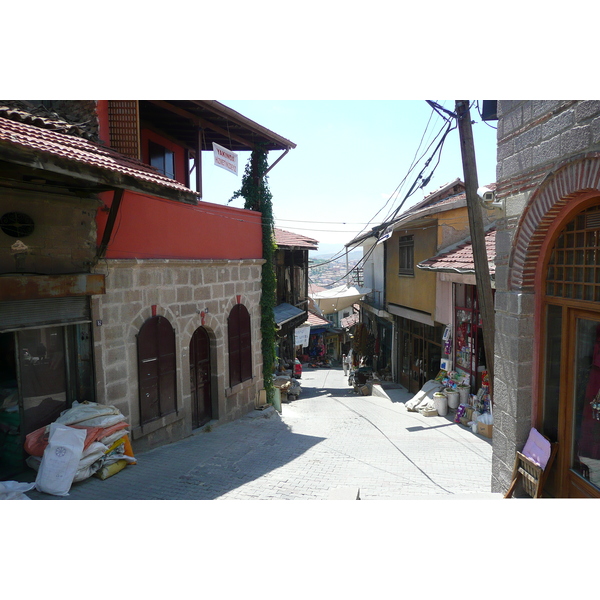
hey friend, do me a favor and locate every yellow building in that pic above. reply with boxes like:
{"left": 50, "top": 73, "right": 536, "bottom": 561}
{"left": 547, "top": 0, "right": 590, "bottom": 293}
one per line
{"left": 384, "top": 179, "right": 499, "bottom": 393}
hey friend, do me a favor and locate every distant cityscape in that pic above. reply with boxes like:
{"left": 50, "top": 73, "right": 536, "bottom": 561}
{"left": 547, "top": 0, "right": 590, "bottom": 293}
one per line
{"left": 308, "top": 251, "right": 362, "bottom": 288}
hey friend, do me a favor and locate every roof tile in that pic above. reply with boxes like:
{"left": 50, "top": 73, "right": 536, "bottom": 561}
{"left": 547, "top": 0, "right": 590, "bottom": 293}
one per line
{"left": 0, "top": 115, "right": 199, "bottom": 196}
{"left": 419, "top": 229, "right": 497, "bottom": 274}
{"left": 275, "top": 228, "right": 319, "bottom": 250}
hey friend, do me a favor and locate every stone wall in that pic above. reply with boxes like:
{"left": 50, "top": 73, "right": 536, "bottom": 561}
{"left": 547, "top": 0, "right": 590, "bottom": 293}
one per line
{"left": 0, "top": 188, "right": 98, "bottom": 275}
{"left": 91, "top": 258, "right": 265, "bottom": 453}
{"left": 492, "top": 100, "right": 600, "bottom": 492}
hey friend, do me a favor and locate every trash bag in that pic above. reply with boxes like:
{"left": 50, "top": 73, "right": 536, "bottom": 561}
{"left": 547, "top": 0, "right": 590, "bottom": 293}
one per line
{"left": 35, "top": 423, "right": 86, "bottom": 496}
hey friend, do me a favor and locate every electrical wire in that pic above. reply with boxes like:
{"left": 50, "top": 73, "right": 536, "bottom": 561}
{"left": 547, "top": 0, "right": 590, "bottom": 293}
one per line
{"left": 312, "top": 100, "right": 498, "bottom": 286}
{"left": 304, "top": 104, "right": 450, "bottom": 270}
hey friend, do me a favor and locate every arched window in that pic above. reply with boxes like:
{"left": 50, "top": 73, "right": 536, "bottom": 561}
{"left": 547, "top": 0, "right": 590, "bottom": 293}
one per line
{"left": 137, "top": 315, "right": 177, "bottom": 425}
{"left": 228, "top": 304, "right": 252, "bottom": 387}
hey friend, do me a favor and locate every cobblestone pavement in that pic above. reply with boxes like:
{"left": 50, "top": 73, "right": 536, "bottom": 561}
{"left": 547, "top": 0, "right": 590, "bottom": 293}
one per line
{"left": 25, "top": 366, "right": 497, "bottom": 500}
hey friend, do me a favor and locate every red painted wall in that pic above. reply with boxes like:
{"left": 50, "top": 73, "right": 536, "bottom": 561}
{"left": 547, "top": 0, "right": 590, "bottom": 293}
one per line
{"left": 96, "top": 191, "right": 263, "bottom": 260}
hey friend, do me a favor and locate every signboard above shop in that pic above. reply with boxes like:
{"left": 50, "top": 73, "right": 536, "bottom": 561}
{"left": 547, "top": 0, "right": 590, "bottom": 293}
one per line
{"left": 212, "top": 143, "right": 238, "bottom": 176}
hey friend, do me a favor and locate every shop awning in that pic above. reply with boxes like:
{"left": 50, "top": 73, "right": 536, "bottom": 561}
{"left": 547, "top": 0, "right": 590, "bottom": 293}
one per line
{"left": 311, "top": 284, "right": 371, "bottom": 314}
{"left": 274, "top": 303, "right": 305, "bottom": 327}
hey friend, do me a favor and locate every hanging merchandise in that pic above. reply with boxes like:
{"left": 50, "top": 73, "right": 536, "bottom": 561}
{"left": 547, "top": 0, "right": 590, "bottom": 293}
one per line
{"left": 444, "top": 335, "right": 453, "bottom": 356}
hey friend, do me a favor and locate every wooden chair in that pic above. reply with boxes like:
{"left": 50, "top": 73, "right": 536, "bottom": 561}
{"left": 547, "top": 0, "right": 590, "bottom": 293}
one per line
{"left": 504, "top": 439, "right": 558, "bottom": 499}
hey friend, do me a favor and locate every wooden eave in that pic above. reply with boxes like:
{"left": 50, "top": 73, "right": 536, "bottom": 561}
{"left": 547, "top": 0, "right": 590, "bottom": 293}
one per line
{"left": 141, "top": 100, "right": 296, "bottom": 153}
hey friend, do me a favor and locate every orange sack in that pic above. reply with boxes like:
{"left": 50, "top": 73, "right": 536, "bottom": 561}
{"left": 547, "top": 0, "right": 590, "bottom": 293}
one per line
{"left": 25, "top": 421, "right": 129, "bottom": 457}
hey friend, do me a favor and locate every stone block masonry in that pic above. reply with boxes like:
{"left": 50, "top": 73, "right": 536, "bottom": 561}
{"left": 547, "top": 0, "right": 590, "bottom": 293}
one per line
{"left": 91, "top": 258, "right": 265, "bottom": 454}
{"left": 492, "top": 100, "right": 600, "bottom": 494}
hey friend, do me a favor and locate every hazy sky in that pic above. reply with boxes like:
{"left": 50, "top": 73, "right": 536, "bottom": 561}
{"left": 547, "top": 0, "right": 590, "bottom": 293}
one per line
{"left": 199, "top": 100, "right": 498, "bottom": 255}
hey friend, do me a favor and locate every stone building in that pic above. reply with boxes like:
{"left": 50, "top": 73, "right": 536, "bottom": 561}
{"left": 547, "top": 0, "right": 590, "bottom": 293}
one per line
{"left": 493, "top": 100, "right": 600, "bottom": 498}
{"left": 0, "top": 101, "right": 295, "bottom": 477}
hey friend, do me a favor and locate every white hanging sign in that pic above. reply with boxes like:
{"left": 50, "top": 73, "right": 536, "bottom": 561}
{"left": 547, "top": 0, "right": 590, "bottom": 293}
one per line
{"left": 377, "top": 224, "right": 394, "bottom": 245}
{"left": 295, "top": 325, "right": 311, "bottom": 348}
{"left": 212, "top": 143, "right": 238, "bottom": 176}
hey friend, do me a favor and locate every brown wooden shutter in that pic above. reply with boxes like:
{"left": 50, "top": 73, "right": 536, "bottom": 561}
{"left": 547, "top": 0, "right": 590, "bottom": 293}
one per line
{"left": 108, "top": 100, "right": 141, "bottom": 160}
{"left": 228, "top": 306, "right": 241, "bottom": 387}
{"left": 137, "top": 316, "right": 177, "bottom": 425}
{"left": 240, "top": 308, "right": 252, "bottom": 382}
{"left": 228, "top": 304, "right": 252, "bottom": 387}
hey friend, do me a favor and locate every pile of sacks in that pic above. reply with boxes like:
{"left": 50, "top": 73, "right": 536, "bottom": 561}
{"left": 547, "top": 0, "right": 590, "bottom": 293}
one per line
{"left": 404, "top": 380, "right": 445, "bottom": 413}
{"left": 273, "top": 375, "right": 301, "bottom": 401}
{"left": 25, "top": 401, "right": 136, "bottom": 496}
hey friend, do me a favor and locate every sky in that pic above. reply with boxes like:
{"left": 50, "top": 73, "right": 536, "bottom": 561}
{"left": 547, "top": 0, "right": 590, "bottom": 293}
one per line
{"left": 198, "top": 100, "right": 499, "bottom": 256}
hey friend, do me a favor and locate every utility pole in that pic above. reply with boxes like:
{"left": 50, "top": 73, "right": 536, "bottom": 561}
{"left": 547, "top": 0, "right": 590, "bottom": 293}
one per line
{"left": 455, "top": 100, "right": 495, "bottom": 392}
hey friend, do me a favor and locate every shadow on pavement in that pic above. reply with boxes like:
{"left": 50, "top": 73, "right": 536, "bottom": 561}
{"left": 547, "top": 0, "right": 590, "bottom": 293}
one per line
{"left": 27, "top": 414, "right": 326, "bottom": 500}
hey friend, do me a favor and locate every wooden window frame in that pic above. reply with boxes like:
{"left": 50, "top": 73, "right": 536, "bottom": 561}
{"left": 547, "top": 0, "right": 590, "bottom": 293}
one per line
{"left": 398, "top": 235, "right": 414, "bottom": 276}
{"left": 149, "top": 140, "right": 176, "bottom": 180}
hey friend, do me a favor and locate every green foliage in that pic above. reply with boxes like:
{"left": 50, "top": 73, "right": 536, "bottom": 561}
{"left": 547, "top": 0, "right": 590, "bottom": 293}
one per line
{"left": 231, "top": 146, "right": 277, "bottom": 403}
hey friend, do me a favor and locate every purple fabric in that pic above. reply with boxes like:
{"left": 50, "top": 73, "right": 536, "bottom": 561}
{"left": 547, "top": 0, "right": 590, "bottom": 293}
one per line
{"left": 522, "top": 428, "right": 551, "bottom": 469}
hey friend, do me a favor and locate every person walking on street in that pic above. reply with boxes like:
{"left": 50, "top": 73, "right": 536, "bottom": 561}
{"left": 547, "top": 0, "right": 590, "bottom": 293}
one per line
{"left": 343, "top": 351, "right": 352, "bottom": 375}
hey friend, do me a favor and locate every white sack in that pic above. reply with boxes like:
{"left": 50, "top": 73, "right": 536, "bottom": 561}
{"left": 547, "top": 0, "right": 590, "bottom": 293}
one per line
{"left": 35, "top": 423, "right": 86, "bottom": 496}
{"left": 406, "top": 381, "right": 443, "bottom": 411}
{"left": 0, "top": 480, "right": 36, "bottom": 500}
{"left": 53, "top": 401, "right": 123, "bottom": 428}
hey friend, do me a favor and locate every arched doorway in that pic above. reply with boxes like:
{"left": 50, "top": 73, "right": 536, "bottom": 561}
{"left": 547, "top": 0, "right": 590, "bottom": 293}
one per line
{"left": 137, "top": 315, "right": 177, "bottom": 425}
{"left": 540, "top": 202, "right": 600, "bottom": 497}
{"left": 190, "top": 327, "right": 212, "bottom": 429}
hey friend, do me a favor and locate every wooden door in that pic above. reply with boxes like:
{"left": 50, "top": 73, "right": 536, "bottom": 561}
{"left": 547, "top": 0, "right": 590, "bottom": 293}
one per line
{"left": 137, "top": 316, "right": 176, "bottom": 425}
{"left": 560, "top": 310, "right": 600, "bottom": 498}
{"left": 190, "top": 327, "right": 212, "bottom": 429}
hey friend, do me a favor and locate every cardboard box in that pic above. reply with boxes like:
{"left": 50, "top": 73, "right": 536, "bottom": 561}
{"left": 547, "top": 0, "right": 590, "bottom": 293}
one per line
{"left": 477, "top": 422, "right": 493, "bottom": 438}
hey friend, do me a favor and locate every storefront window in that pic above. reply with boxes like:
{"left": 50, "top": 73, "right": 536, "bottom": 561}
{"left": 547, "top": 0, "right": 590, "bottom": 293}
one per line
{"left": 0, "top": 322, "right": 94, "bottom": 479}
{"left": 572, "top": 317, "right": 600, "bottom": 489}
{"left": 18, "top": 327, "right": 68, "bottom": 435}
{"left": 397, "top": 317, "right": 443, "bottom": 392}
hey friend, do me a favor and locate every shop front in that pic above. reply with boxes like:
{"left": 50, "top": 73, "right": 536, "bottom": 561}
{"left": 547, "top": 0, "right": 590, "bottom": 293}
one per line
{"left": 396, "top": 316, "right": 444, "bottom": 394}
{"left": 0, "top": 291, "right": 100, "bottom": 479}
{"left": 453, "top": 283, "right": 488, "bottom": 393}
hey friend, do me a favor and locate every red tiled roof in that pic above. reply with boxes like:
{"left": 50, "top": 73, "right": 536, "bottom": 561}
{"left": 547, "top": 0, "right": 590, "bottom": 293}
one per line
{"left": 0, "top": 103, "right": 97, "bottom": 140}
{"left": 308, "top": 283, "right": 327, "bottom": 295}
{"left": 306, "top": 311, "right": 330, "bottom": 327}
{"left": 340, "top": 312, "right": 359, "bottom": 328}
{"left": 394, "top": 181, "right": 497, "bottom": 224}
{"left": 418, "top": 228, "right": 497, "bottom": 275}
{"left": 0, "top": 115, "right": 199, "bottom": 198}
{"left": 275, "top": 228, "right": 319, "bottom": 250}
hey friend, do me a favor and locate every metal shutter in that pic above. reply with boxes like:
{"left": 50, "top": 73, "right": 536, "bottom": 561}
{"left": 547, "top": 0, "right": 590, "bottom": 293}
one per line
{"left": 0, "top": 296, "right": 90, "bottom": 332}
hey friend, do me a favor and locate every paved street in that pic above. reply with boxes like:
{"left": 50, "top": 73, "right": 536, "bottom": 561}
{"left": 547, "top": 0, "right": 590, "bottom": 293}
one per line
{"left": 26, "top": 366, "right": 497, "bottom": 500}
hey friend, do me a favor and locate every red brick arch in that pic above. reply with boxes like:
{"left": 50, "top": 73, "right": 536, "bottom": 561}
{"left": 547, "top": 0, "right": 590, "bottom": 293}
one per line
{"left": 509, "top": 153, "right": 600, "bottom": 291}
